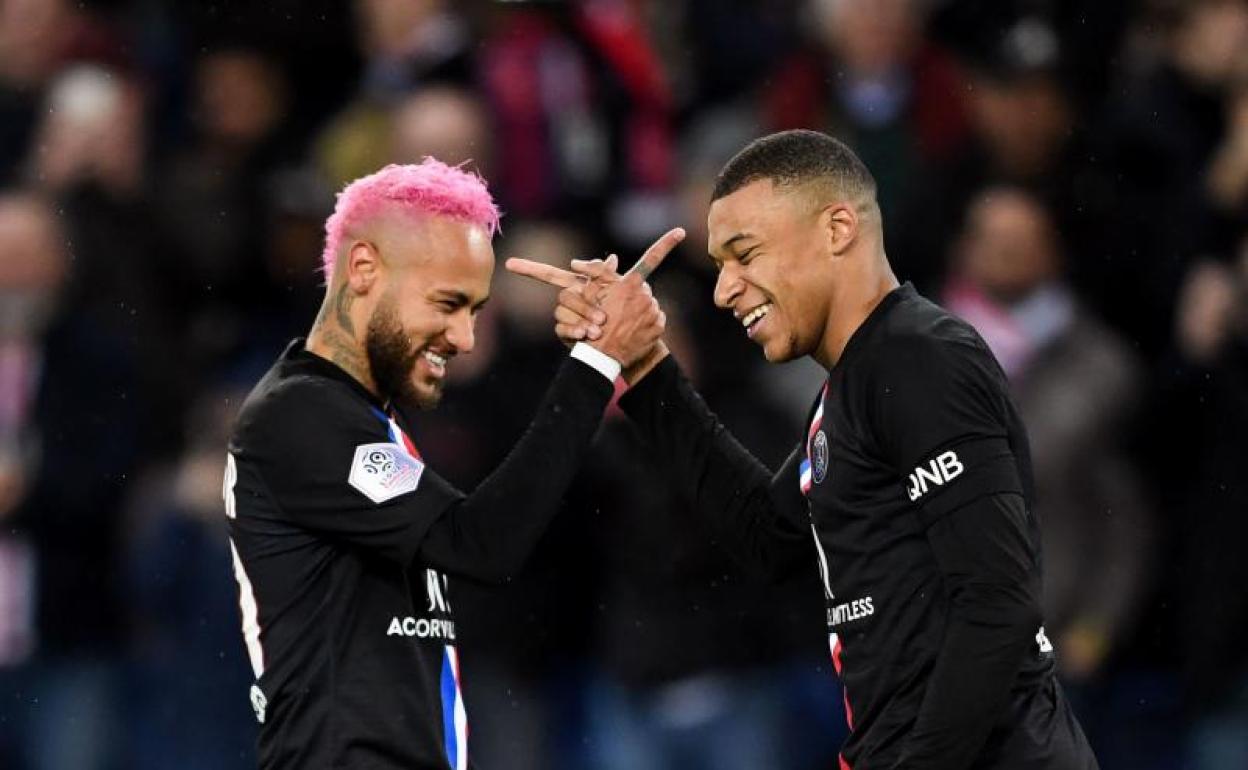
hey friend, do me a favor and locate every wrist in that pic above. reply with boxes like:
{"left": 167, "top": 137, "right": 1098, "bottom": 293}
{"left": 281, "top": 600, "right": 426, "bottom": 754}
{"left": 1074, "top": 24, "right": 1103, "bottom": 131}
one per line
{"left": 622, "top": 342, "right": 669, "bottom": 386}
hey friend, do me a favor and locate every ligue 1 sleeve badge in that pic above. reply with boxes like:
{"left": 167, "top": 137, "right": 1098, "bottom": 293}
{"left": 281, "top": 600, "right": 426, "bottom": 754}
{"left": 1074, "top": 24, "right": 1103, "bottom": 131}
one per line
{"left": 349, "top": 443, "right": 424, "bottom": 503}
{"left": 813, "top": 430, "right": 829, "bottom": 484}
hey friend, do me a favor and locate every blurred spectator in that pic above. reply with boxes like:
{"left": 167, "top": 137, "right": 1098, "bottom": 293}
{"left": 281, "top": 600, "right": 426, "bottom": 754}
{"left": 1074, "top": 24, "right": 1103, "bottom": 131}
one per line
{"left": 0, "top": 0, "right": 125, "bottom": 182}
{"left": 1205, "top": 69, "right": 1248, "bottom": 221}
{"left": 30, "top": 64, "right": 145, "bottom": 198}
{"left": 124, "top": 385, "right": 257, "bottom": 770}
{"left": 0, "top": 189, "right": 139, "bottom": 770}
{"left": 944, "top": 187, "right": 1153, "bottom": 684}
{"left": 1091, "top": 0, "right": 1248, "bottom": 356}
{"left": 763, "top": 0, "right": 970, "bottom": 290}
{"left": 478, "top": 0, "right": 676, "bottom": 245}
{"left": 1165, "top": 249, "right": 1248, "bottom": 770}
{"left": 0, "top": 193, "right": 65, "bottom": 671}
{"left": 26, "top": 64, "right": 183, "bottom": 454}
{"left": 315, "top": 0, "right": 473, "bottom": 187}
{"left": 155, "top": 46, "right": 296, "bottom": 368}
{"left": 254, "top": 167, "right": 337, "bottom": 346}
{"left": 924, "top": 17, "right": 1107, "bottom": 301}
{"left": 390, "top": 85, "right": 494, "bottom": 173}
{"left": 766, "top": 0, "right": 968, "bottom": 163}
{"left": 353, "top": 0, "right": 474, "bottom": 99}
{"left": 674, "top": 0, "right": 802, "bottom": 113}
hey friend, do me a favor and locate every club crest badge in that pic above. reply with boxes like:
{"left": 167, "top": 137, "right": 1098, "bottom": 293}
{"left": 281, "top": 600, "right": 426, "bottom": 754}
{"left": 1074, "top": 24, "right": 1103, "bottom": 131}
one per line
{"left": 812, "top": 430, "right": 829, "bottom": 484}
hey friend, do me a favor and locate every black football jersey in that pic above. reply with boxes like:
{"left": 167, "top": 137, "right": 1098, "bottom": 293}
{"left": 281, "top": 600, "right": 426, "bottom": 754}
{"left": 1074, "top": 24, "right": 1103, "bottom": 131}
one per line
{"left": 225, "top": 340, "right": 612, "bottom": 769}
{"left": 797, "top": 284, "right": 1063, "bottom": 768}
{"left": 620, "top": 284, "right": 1098, "bottom": 770}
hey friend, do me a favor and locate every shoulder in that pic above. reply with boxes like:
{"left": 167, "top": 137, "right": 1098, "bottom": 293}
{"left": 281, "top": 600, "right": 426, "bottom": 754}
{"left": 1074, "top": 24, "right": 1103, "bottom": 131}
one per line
{"left": 863, "top": 295, "right": 997, "bottom": 386}
{"left": 234, "top": 366, "right": 384, "bottom": 451}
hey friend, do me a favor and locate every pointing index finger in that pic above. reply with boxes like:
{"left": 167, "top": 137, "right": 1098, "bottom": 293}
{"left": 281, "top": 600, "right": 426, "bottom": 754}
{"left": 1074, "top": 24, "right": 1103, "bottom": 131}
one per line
{"left": 504, "top": 258, "right": 582, "bottom": 289}
{"left": 625, "top": 227, "right": 686, "bottom": 282}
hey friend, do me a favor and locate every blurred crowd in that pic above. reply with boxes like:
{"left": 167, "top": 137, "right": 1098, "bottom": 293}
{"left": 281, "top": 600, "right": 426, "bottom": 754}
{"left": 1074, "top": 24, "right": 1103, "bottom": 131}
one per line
{"left": 0, "top": 0, "right": 1244, "bottom": 768}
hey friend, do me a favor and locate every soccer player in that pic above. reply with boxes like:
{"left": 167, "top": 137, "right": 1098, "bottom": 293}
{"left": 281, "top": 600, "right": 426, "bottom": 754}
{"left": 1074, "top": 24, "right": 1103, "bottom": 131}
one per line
{"left": 223, "top": 159, "right": 679, "bottom": 769}
{"left": 509, "top": 130, "right": 1099, "bottom": 769}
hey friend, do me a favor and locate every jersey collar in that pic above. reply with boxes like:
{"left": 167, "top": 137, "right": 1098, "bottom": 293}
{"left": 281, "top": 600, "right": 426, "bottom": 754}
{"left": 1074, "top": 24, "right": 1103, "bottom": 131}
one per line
{"left": 281, "top": 337, "right": 389, "bottom": 411}
{"left": 832, "top": 282, "right": 916, "bottom": 373}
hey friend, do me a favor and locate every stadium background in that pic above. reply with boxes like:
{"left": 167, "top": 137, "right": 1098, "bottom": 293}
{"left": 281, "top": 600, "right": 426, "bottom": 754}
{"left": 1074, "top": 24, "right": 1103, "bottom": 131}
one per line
{"left": 0, "top": 0, "right": 1245, "bottom": 768}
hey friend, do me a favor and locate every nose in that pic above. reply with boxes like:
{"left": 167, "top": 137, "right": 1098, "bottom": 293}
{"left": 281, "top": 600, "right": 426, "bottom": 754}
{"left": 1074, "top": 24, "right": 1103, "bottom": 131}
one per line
{"left": 713, "top": 262, "right": 744, "bottom": 311}
{"left": 445, "top": 311, "right": 476, "bottom": 354}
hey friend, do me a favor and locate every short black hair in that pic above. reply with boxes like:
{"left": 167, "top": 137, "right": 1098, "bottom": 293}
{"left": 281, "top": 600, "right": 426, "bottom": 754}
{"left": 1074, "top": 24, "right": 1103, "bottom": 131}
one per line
{"left": 711, "top": 129, "right": 877, "bottom": 205}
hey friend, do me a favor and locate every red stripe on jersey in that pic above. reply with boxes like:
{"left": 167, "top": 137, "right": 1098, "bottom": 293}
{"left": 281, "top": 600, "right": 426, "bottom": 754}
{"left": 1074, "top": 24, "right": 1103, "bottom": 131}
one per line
{"left": 839, "top": 754, "right": 853, "bottom": 770}
{"left": 831, "top": 636, "right": 855, "bottom": 730}
{"left": 806, "top": 385, "right": 826, "bottom": 450}
{"left": 399, "top": 429, "right": 422, "bottom": 460}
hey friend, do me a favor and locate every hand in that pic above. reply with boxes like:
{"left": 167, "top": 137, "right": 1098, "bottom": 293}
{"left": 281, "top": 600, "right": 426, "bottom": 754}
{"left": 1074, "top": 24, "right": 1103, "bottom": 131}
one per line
{"left": 505, "top": 228, "right": 685, "bottom": 375}
{"left": 591, "top": 273, "right": 666, "bottom": 368}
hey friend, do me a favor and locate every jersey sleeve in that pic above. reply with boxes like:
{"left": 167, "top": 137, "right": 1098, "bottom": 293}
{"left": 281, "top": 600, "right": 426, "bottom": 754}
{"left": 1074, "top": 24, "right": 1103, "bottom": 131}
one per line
{"left": 236, "top": 378, "right": 464, "bottom": 567}
{"left": 617, "top": 355, "right": 813, "bottom": 581}
{"left": 867, "top": 332, "right": 1024, "bottom": 526}
{"left": 414, "top": 357, "right": 614, "bottom": 583}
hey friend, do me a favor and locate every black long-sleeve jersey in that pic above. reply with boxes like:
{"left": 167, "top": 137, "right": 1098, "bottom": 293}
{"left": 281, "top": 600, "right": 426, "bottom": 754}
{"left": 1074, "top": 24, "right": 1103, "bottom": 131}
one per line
{"left": 224, "top": 340, "right": 613, "bottom": 769}
{"left": 619, "top": 284, "right": 1098, "bottom": 770}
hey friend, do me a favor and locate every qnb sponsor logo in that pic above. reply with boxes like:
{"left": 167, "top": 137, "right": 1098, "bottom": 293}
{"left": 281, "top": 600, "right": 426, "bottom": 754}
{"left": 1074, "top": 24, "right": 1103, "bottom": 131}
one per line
{"left": 827, "top": 596, "right": 875, "bottom": 628}
{"left": 387, "top": 616, "right": 457, "bottom": 641}
{"left": 906, "top": 450, "right": 964, "bottom": 501}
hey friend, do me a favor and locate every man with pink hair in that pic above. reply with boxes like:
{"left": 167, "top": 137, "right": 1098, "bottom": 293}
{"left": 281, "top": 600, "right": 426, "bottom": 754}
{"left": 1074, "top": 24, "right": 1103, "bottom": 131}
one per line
{"left": 224, "top": 158, "right": 683, "bottom": 769}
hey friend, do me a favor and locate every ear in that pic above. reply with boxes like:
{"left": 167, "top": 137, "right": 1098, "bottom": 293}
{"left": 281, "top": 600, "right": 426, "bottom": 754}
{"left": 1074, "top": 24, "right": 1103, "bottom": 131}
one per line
{"left": 344, "top": 241, "right": 381, "bottom": 294}
{"left": 822, "top": 203, "right": 859, "bottom": 257}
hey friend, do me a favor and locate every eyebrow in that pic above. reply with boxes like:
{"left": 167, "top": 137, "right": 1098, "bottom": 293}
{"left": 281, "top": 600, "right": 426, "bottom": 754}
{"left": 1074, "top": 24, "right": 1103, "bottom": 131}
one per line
{"left": 433, "top": 289, "right": 488, "bottom": 310}
{"left": 719, "top": 232, "right": 756, "bottom": 252}
{"left": 434, "top": 289, "right": 469, "bottom": 303}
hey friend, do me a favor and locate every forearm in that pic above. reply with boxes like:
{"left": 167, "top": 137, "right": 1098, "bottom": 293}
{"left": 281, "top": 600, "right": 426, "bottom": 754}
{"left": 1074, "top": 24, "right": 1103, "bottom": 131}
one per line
{"left": 896, "top": 493, "right": 1043, "bottom": 770}
{"left": 618, "top": 355, "right": 808, "bottom": 579}
{"left": 418, "top": 358, "right": 613, "bottom": 583}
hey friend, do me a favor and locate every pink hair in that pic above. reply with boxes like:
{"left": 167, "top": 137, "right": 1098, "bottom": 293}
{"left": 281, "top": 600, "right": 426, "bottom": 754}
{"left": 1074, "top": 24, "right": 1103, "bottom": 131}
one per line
{"left": 321, "top": 159, "right": 502, "bottom": 281}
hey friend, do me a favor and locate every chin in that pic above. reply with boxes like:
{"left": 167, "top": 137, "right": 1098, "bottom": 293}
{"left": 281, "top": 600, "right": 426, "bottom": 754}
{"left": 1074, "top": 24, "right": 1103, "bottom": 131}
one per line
{"left": 762, "top": 338, "right": 798, "bottom": 364}
{"left": 410, "top": 381, "right": 443, "bottom": 410}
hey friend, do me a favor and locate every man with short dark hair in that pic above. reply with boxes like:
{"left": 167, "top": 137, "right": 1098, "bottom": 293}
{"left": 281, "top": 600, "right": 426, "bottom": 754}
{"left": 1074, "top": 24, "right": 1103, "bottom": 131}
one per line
{"left": 510, "top": 130, "right": 1099, "bottom": 769}
{"left": 225, "top": 159, "right": 680, "bottom": 769}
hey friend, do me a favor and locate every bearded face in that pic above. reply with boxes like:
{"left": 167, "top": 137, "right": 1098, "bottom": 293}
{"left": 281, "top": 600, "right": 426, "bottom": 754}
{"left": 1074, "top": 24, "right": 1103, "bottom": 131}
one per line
{"left": 365, "top": 291, "right": 440, "bottom": 410}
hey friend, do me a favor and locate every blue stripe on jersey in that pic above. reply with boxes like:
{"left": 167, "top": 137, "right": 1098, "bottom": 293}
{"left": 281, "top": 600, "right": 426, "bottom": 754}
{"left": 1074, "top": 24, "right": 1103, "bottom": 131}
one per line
{"left": 369, "top": 405, "right": 402, "bottom": 444}
{"left": 441, "top": 649, "right": 458, "bottom": 768}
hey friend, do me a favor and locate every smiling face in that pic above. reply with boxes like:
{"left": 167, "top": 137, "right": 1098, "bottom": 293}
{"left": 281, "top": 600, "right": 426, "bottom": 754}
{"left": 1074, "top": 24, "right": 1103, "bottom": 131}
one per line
{"left": 364, "top": 215, "right": 494, "bottom": 409}
{"left": 707, "top": 179, "right": 837, "bottom": 363}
